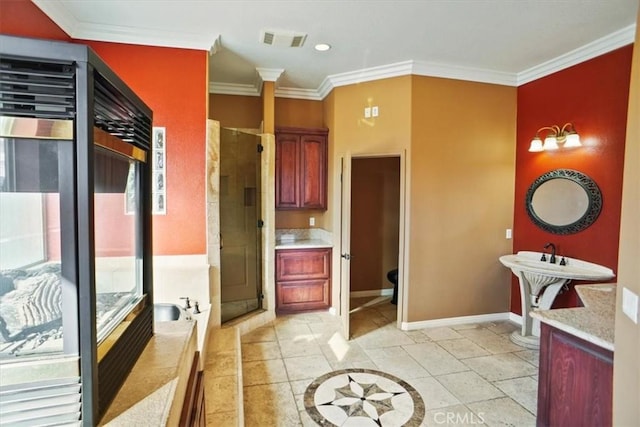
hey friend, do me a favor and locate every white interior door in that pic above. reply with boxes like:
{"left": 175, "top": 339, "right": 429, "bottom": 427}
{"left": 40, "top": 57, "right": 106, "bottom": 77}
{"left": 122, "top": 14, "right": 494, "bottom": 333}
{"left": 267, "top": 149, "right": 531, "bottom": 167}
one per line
{"left": 340, "top": 154, "right": 352, "bottom": 340}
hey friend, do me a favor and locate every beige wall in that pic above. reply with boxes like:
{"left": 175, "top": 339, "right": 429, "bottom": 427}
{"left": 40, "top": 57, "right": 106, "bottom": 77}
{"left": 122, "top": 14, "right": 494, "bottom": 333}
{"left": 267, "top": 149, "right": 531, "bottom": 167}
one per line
{"left": 613, "top": 10, "right": 640, "bottom": 424}
{"left": 407, "top": 76, "right": 517, "bottom": 321}
{"left": 209, "top": 93, "right": 262, "bottom": 128}
{"left": 275, "top": 98, "right": 325, "bottom": 128}
{"left": 215, "top": 75, "right": 517, "bottom": 323}
{"left": 327, "top": 76, "right": 412, "bottom": 312}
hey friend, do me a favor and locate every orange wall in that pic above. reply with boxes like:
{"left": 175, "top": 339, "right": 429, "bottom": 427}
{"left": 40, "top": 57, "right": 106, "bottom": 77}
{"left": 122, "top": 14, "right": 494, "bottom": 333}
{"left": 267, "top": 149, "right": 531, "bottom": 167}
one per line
{"left": 408, "top": 76, "right": 517, "bottom": 321}
{"left": 0, "top": 0, "right": 70, "bottom": 40}
{"left": 513, "top": 46, "right": 633, "bottom": 312}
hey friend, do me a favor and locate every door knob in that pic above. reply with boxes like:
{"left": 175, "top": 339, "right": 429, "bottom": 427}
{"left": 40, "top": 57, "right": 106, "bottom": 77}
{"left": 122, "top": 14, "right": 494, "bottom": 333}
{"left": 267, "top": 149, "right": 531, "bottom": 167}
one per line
{"left": 341, "top": 253, "right": 352, "bottom": 260}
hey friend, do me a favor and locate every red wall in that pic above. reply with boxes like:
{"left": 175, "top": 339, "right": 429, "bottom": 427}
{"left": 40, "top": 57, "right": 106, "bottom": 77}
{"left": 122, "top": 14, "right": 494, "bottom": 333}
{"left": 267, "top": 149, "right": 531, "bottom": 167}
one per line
{"left": 82, "top": 41, "right": 208, "bottom": 255}
{"left": 1, "top": 0, "right": 208, "bottom": 256}
{"left": 513, "top": 46, "right": 633, "bottom": 312}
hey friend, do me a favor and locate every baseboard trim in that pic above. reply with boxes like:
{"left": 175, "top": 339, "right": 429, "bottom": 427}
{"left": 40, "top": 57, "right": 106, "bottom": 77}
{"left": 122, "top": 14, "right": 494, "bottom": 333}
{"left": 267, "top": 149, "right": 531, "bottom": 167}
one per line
{"left": 509, "top": 312, "right": 523, "bottom": 325}
{"left": 401, "top": 312, "right": 514, "bottom": 331}
{"left": 350, "top": 289, "right": 394, "bottom": 298}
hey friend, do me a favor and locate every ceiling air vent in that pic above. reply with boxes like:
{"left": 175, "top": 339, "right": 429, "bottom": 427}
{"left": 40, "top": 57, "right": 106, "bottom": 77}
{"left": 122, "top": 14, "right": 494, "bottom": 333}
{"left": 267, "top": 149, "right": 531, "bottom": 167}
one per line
{"left": 260, "top": 30, "right": 307, "bottom": 47}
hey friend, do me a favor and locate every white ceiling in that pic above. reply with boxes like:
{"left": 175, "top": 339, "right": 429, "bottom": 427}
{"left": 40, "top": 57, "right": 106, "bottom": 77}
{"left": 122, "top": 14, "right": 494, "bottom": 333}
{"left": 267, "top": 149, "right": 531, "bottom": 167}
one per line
{"left": 33, "top": 0, "right": 638, "bottom": 100}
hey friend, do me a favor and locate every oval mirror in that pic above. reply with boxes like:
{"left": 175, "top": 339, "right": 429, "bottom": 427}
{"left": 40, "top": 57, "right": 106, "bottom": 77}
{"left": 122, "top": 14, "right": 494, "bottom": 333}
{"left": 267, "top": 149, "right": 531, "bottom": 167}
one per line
{"left": 525, "top": 169, "right": 602, "bottom": 235}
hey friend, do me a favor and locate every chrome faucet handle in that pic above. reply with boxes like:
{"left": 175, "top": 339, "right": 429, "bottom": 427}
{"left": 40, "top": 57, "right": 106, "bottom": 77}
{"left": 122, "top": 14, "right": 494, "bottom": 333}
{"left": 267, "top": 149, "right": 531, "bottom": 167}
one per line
{"left": 193, "top": 301, "right": 201, "bottom": 314}
{"left": 180, "top": 296, "right": 191, "bottom": 309}
{"left": 540, "top": 253, "right": 547, "bottom": 262}
{"left": 559, "top": 257, "right": 567, "bottom": 266}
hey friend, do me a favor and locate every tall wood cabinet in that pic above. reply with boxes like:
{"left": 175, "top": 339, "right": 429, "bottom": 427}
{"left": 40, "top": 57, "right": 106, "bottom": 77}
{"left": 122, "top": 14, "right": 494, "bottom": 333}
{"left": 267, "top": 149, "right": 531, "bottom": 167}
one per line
{"left": 537, "top": 324, "right": 613, "bottom": 427}
{"left": 276, "top": 248, "right": 331, "bottom": 312}
{"left": 275, "top": 127, "right": 328, "bottom": 210}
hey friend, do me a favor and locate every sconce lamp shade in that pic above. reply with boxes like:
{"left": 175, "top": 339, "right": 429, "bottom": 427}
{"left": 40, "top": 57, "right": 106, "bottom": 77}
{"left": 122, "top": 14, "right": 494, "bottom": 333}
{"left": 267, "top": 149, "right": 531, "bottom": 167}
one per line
{"left": 564, "top": 132, "right": 582, "bottom": 148}
{"left": 543, "top": 136, "right": 559, "bottom": 150}
{"left": 529, "top": 137, "right": 544, "bottom": 152}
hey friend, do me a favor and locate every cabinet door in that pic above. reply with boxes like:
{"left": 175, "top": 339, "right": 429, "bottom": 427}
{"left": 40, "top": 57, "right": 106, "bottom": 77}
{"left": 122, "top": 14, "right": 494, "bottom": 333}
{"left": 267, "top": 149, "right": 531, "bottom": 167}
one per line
{"left": 300, "top": 134, "right": 327, "bottom": 209}
{"left": 275, "top": 134, "right": 300, "bottom": 209}
{"left": 537, "top": 325, "right": 613, "bottom": 427}
{"left": 276, "top": 248, "right": 331, "bottom": 281}
{"left": 276, "top": 279, "right": 330, "bottom": 312}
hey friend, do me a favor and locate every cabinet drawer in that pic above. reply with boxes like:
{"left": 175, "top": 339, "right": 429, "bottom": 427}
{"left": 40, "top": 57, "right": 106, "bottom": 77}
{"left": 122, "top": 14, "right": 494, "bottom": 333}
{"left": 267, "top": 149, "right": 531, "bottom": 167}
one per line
{"left": 276, "top": 279, "right": 330, "bottom": 312}
{"left": 276, "top": 248, "right": 331, "bottom": 281}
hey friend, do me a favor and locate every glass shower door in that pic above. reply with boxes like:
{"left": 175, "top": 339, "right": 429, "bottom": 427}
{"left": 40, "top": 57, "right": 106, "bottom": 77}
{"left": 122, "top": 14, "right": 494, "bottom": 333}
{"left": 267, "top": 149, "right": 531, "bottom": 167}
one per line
{"left": 220, "top": 129, "right": 262, "bottom": 323}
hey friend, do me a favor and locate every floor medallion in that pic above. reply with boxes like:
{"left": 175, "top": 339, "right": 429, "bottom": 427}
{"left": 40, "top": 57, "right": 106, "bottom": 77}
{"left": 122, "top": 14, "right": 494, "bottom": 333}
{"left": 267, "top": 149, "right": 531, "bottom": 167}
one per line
{"left": 304, "top": 368, "right": 425, "bottom": 426}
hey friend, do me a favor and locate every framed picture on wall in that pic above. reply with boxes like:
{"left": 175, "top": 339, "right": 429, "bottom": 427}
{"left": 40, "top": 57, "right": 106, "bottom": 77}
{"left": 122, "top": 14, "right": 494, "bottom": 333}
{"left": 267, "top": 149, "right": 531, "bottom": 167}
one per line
{"left": 125, "top": 127, "right": 167, "bottom": 215}
{"left": 152, "top": 127, "right": 167, "bottom": 215}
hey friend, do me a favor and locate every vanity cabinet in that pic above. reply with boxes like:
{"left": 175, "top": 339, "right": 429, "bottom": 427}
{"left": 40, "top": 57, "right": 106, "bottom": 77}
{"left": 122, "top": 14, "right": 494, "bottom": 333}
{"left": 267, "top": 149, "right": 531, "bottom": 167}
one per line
{"left": 275, "top": 127, "right": 328, "bottom": 210}
{"left": 276, "top": 248, "right": 331, "bottom": 312}
{"left": 537, "top": 324, "right": 613, "bottom": 427}
{"left": 180, "top": 352, "right": 206, "bottom": 427}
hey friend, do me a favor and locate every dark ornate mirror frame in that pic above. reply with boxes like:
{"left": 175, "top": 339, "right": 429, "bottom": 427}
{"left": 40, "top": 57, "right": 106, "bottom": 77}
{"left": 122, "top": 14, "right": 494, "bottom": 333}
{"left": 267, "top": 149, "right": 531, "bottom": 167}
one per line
{"left": 526, "top": 169, "right": 602, "bottom": 235}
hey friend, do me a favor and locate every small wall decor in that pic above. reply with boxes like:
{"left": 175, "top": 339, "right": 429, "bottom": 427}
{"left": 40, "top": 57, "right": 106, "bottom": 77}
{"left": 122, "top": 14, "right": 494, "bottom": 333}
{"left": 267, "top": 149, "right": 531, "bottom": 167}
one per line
{"left": 125, "top": 127, "right": 166, "bottom": 215}
{"left": 152, "top": 127, "right": 166, "bottom": 215}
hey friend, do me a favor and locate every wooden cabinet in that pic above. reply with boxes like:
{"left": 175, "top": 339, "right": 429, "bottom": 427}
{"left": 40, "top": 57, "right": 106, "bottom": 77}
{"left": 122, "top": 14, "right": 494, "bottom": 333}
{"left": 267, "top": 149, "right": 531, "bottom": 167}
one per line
{"left": 275, "top": 127, "right": 328, "bottom": 210}
{"left": 537, "top": 324, "right": 613, "bottom": 427}
{"left": 180, "top": 351, "right": 206, "bottom": 426}
{"left": 276, "top": 248, "right": 331, "bottom": 312}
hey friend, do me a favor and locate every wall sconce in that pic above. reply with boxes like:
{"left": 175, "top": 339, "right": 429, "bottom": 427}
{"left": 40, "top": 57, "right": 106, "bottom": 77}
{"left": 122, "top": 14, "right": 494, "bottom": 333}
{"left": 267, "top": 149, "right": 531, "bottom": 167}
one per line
{"left": 529, "top": 123, "right": 582, "bottom": 152}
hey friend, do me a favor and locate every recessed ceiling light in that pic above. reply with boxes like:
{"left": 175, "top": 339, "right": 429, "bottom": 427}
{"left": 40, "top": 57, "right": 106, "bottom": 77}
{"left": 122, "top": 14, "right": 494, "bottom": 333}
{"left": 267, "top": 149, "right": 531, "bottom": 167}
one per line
{"left": 314, "top": 43, "right": 331, "bottom": 52}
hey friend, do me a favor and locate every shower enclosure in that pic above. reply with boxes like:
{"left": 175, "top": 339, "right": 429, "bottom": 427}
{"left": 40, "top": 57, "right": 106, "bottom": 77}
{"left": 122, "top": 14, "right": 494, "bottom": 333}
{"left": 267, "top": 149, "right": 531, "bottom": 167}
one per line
{"left": 220, "top": 128, "right": 263, "bottom": 322}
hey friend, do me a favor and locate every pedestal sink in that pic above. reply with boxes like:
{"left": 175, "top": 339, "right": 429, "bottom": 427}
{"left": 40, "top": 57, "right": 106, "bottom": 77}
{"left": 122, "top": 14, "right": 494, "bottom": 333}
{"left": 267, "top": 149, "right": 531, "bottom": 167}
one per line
{"left": 500, "top": 251, "right": 615, "bottom": 349}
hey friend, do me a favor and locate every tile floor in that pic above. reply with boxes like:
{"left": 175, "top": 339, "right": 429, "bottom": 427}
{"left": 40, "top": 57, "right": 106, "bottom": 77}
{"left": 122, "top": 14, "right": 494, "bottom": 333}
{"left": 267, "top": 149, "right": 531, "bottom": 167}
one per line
{"left": 240, "top": 297, "right": 538, "bottom": 426}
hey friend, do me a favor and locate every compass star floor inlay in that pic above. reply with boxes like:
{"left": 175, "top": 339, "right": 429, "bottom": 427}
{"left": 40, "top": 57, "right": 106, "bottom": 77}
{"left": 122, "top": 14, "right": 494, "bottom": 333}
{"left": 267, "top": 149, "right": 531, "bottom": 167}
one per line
{"left": 304, "top": 368, "right": 425, "bottom": 426}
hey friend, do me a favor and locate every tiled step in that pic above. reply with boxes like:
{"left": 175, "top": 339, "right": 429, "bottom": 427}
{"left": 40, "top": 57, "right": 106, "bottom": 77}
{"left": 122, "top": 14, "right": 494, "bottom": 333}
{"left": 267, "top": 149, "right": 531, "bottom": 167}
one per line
{"left": 203, "top": 327, "right": 243, "bottom": 426}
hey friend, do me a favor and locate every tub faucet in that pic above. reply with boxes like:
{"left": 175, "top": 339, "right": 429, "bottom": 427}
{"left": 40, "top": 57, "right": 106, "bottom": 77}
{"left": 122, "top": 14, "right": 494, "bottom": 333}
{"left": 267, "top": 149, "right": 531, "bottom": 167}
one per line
{"left": 180, "top": 296, "right": 191, "bottom": 309}
{"left": 544, "top": 242, "right": 556, "bottom": 264}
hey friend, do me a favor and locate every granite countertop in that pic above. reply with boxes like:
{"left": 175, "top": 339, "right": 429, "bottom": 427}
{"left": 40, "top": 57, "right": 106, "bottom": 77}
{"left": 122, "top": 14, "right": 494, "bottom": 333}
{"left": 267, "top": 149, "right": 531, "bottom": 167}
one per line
{"left": 275, "top": 238, "right": 333, "bottom": 249}
{"left": 530, "top": 284, "right": 616, "bottom": 351}
{"left": 100, "top": 320, "right": 197, "bottom": 426}
{"left": 275, "top": 228, "right": 333, "bottom": 249}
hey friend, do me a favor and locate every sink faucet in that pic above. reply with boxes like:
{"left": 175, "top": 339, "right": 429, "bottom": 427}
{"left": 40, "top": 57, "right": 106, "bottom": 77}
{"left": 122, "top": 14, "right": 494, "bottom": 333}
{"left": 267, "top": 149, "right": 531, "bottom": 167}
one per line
{"left": 544, "top": 242, "right": 556, "bottom": 264}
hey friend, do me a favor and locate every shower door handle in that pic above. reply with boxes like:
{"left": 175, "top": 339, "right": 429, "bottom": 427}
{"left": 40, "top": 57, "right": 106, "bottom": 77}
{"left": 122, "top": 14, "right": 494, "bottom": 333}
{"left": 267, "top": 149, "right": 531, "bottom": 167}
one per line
{"left": 220, "top": 233, "right": 223, "bottom": 250}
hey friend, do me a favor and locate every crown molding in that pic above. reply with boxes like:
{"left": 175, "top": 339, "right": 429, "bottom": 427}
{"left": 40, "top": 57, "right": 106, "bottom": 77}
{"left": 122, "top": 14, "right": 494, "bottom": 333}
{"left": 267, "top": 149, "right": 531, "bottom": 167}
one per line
{"left": 275, "top": 87, "right": 323, "bottom": 101}
{"left": 34, "top": 0, "right": 636, "bottom": 96}
{"left": 328, "top": 60, "right": 415, "bottom": 88}
{"left": 32, "top": 0, "right": 77, "bottom": 36}
{"left": 209, "top": 82, "right": 261, "bottom": 97}
{"left": 33, "top": 0, "right": 218, "bottom": 50}
{"left": 411, "top": 61, "right": 518, "bottom": 86}
{"left": 517, "top": 24, "right": 637, "bottom": 85}
{"left": 256, "top": 68, "right": 284, "bottom": 82}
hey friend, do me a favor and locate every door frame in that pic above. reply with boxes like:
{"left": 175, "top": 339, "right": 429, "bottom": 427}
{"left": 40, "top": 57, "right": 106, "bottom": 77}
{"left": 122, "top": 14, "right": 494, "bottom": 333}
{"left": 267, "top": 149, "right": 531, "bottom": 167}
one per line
{"left": 338, "top": 150, "right": 408, "bottom": 338}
